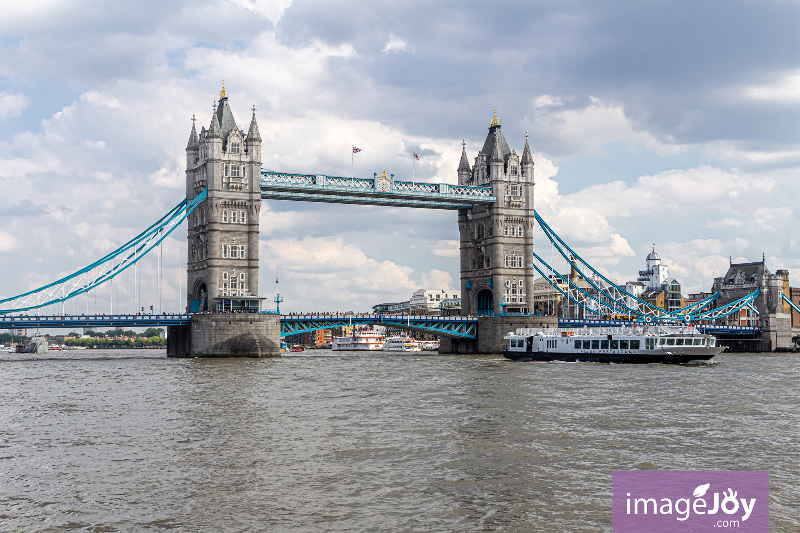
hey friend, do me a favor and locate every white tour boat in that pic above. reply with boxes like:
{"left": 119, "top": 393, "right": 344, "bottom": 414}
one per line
{"left": 503, "top": 325, "right": 723, "bottom": 364}
{"left": 331, "top": 329, "right": 385, "bottom": 351}
{"left": 420, "top": 340, "right": 440, "bottom": 351}
{"left": 382, "top": 336, "right": 421, "bottom": 352}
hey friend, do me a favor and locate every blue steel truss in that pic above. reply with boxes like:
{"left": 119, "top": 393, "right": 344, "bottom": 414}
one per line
{"left": 280, "top": 313, "right": 477, "bottom": 339}
{"left": 0, "top": 190, "right": 208, "bottom": 315}
{"left": 532, "top": 211, "right": 759, "bottom": 324}
{"left": 558, "top": 318, "right": 759, "bottom": 335}
{"left": 783, "top": 292, "right": 800, "bottom": 314}
{"left": 261, "top": 171, "right": 495, "bottom": 209}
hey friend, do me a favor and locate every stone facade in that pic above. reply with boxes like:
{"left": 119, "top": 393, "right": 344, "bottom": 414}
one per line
{"left": 458, "top": 111, "right": 536, "bottom": 316}
{"left": 185, "top": 86, "right": 262, "bottom": 313}
{"left": 711, "top": 261, "right": 792, "bottom": 351}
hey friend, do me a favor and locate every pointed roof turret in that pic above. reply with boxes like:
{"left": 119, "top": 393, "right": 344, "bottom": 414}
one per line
{"left": 480, "top": 109, "right": 511, "bottom": 159}
{"left": 215, "top": 96, "right": 238, "bottom": 140}
{"left": 521, "top": 131, "right": 533, "bottom": 165}
{"left": 458, "top": 139, "right": 471, "bottom": 172}
{"left": 187, "top": 114, "right": 199, "bottom": 148}
{"left": 246, "top": 104, "right": 261, "bottom": 143}
{"left": 208, "top": 102, "right": 221, "bottom": 138}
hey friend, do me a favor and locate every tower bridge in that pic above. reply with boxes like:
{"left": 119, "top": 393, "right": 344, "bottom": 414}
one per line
{"left": 1, "top": 88, "right": 793, "bottom": 355}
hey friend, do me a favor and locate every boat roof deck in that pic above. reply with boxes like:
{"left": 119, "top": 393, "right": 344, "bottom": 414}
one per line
{"left": 509, "top": 325, "right": 711, "bottom": 337}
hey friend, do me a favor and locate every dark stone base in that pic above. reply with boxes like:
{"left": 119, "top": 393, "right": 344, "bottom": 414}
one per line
{"left": 167, "top": 313, "right": 281, "bottom": 358}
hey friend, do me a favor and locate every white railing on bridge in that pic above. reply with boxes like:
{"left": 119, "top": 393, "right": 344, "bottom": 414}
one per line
{"left": 280, "top": 313, "right": 477, "bottom": 321}
{"left": 260, "top": 171, "right": 495, "bottom": 203}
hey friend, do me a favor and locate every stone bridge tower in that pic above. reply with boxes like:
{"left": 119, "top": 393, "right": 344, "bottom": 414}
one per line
{"left": 169, "top": 85, "right": 279, "bottom": 358}
{"left": 185, "top": 84, "right": 263, "bottom": 313}
{"left": 457, "top": 111, "right": 536, "bottom": 317}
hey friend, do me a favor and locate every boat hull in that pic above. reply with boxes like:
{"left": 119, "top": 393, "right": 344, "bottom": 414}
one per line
{"left": 502, "top": 348, "right": 720, "bottom": 364}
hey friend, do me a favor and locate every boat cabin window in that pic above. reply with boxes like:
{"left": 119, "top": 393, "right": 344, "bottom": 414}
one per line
{"left": 591, "top": 340, "right": 600, "bottom": 350}
{"left": 620, "top": 340, "right": 629, "bottom": 349}
{"left": 646, "top": 338, "right": 655, "bottom": 350}
{"left": 583, "top": 340, "right": 590, "bottom": 349}
{"left": 630, "top": 340, "right": 640, "bottom": 350}
{"left": 657, "top": 338, "right": 665, "bottom": 346}
{"left": 601, "top": 340, "right": 609, "bottom": 349}
{"left": 693, "top": 338, "right": 704, "bottom": 346}
{"left": 675, "top": 338, "right": 685, "bottom": 346}
{"left": 710, "top": 338, "right": 716, "bottom": 347}
{"left": 574, "top": 340, "right": 581, "bottom": 349}
{"left": 666, "top": 338, "right": 675, "bottom": 346}
{"left": 610, "top": 340, "right": 618, "bottom": 349}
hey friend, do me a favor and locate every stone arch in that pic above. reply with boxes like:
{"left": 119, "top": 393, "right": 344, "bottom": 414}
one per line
{"left": 476, "top": 289, "right": 494, "bottom": 316}
{"left": 192, "top": 278, "right": 208, "bottom": 312}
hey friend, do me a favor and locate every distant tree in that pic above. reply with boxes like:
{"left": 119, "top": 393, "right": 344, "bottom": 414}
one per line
{"left": 0, "top": 333, "right": 27, "bottom": 343}
{"left": 141, "top": 327, "right": 164, "bottom": 338}
{"left": 67, "top": 331, "right": 81, "bottom": 337}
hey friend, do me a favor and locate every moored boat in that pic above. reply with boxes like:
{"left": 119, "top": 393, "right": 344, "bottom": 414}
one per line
{"left": 382, "top": 336, "right": 421, "bottom": 352}
{"left": 331, "top": 329, "right": 384, "bottom": 351}
{"left": 420, "top": 340, "right": 440, "bottom": 351}
{"left": 25, "top": 334, "right": 49, "bottom": 354}
{"left": 288, "top": 345, "right": 305, "bottom": 352}
{"left": 503, "top": 325, "right": 722, "bottom": 364}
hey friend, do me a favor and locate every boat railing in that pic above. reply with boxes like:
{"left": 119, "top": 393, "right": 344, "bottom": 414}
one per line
{"left": 512, "top": 324, "right": 706, "bottom": 337}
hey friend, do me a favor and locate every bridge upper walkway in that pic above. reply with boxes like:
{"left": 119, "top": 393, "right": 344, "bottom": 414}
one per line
{"left": 260, "top": 171, "right": 496, "bottom": 209}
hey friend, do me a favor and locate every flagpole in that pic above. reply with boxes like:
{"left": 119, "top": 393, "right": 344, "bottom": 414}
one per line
{"left": 352, "top": 148, "right": 354, "bottom": 178}
{"left": 412, "top": 155, "right": 415, "bottom": 186}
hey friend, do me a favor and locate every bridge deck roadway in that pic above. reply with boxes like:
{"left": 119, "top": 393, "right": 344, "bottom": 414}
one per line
{"left": 0, "top": 314, "right": 759, "bottom": 338}
{"left": 0, "top": 313, "right": 480, "bottom": 339}
{"left": 0, "top": 314, "right": 192, "bottom": 329}
{"left": 281, "top": 314, "right": 479, "bottom": 339}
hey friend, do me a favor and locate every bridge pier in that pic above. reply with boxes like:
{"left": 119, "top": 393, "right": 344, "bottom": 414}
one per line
{"left": 439, "top": 316, "right": 557, "bottom": 354}
{"left": 167, "top": 313, "right": 281, "bottom": 358}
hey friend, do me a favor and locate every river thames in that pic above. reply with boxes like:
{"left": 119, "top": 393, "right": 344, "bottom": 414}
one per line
{"left": 1, "top": 349, "right": 798, "bottom": 532}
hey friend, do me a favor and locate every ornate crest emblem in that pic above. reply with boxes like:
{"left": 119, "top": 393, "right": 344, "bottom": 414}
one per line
{"left": 376, "top": 169, "right": 392, "bottom": 192}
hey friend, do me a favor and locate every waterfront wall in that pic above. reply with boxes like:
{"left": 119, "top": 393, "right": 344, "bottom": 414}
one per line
{"left": 167, "top": 313, "right": 281, "bottom": 357}
{"left": 439, "top": 316, "right": 558, "bottom": 354}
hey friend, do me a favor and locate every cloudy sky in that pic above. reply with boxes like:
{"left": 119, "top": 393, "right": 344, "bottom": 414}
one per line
{"left": 1, "top": 0, "right": 798, "bottom": 314}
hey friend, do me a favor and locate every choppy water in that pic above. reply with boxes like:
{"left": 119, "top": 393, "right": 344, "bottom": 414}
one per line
{"left": 1, "top": 349, "right": 798, "bottom": 532}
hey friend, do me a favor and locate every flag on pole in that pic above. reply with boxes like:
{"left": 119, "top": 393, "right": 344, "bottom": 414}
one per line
{"left": 413, "top": 153, "right": 419, "bottom": 160}
{"left": 352, "top": 147, "right": 361, "bottom": 153}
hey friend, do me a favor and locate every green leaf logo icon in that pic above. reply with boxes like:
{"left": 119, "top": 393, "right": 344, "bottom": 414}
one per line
{"left": 693, "top": 483, "right": 710, "bottom": 498}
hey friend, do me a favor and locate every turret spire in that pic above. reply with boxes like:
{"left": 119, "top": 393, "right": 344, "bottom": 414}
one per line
{"left": 521, "top": 130, "right": 533, "bottom": 166}
{"left": 458, "top": 139, "right": 471, "bottom": 172}
{"left": 246, "top": 104, "right": 261, "bottom": 143}
{"left": 490, "top": 108, "right": 500, "bottom": 128}
{"left": 209, "top": 101, "right": 221, "bottom": 138}
{"left": 187, "top": 114, "right": 199, "bottom": 148}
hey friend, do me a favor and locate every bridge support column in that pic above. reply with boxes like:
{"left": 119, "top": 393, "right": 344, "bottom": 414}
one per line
{"left": 167, "top": 313, "right": 281, "bottom": 357}
{"left": 439, "top": 316, "right": 557, "bottom": 354}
